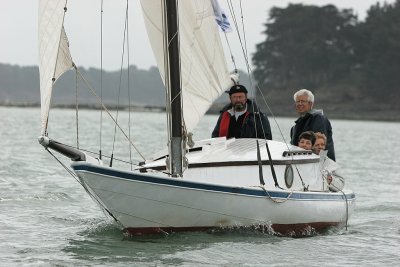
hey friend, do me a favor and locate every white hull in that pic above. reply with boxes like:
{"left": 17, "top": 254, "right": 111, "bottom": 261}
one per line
{"left": 72, "top": 156, "right": 355, "bottom": 236}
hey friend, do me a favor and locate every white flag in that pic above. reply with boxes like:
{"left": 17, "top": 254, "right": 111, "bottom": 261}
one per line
{"left": 212, "top": 0, "right": 232, "bottom": 32}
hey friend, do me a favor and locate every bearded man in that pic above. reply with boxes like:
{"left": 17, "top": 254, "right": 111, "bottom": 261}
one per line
{"left": 212, "top": 84, "right": 272, "bottom": 140}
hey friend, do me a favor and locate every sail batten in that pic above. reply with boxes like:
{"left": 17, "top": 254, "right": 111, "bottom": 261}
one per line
{"left": 38, "top": 0, "right": 73, "bottom": 135}
{"left": 140, "top": 0, "right": 234, "bottom": 133}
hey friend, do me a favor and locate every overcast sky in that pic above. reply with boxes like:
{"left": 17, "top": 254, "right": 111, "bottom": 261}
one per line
{"left": 0, "top": 0, "right": 395, "bottom": 71}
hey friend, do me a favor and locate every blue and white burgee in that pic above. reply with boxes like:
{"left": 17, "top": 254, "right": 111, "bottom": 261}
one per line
{"left": 212, "top": 0, "right": 232, "bottom": 32}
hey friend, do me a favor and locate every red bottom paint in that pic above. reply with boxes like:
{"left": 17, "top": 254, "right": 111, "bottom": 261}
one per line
{"left": 124, "top": 222, "right": 342, "bottom": 237}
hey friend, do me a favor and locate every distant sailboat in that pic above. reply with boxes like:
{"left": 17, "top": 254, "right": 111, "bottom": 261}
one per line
{"left": 38, "top": 0, "right": 355, "bottom": 236}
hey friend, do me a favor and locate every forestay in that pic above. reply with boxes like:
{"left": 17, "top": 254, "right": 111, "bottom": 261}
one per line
{"left": 140, "top": 0, "right": 235, "bottom": 133}
{"left": 38, "top": 0, "right": 73, "bottom": 135}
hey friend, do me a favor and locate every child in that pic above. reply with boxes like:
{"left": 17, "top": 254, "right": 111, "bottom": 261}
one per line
{"left": 297, "top": 131, "right": 316, "bottom": 150}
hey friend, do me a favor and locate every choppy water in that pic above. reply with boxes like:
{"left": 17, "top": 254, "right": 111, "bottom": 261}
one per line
{"left": 1, "top": 106, "right": 399, "bottom": 266}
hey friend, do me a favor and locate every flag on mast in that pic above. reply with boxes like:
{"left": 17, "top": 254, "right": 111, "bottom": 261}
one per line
{"left": 212, "top": 0, "right": 232, "bottom": 32}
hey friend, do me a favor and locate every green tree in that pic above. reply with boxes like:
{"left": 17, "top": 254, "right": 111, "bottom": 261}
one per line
{"left": 361, "top": 0, "right": 400, "bottom": 101}
{"left": 252, "top": 4, "right": 358, "bottom": 89}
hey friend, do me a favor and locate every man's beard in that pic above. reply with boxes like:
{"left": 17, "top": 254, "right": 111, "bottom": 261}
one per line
{"left": 233, "top": 102, "right": 246, "bottom": 112}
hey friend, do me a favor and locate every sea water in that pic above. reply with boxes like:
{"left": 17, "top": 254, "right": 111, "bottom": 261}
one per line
{"left": 0, "top": 106, "right": 399, "bottom": 266}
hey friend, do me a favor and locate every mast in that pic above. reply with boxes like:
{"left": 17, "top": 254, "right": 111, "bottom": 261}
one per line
{"left": 164, "top": 0, "right": 183, "bottom": 176}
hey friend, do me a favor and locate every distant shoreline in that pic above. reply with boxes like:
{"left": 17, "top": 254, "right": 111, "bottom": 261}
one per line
{"left": 0, "top": 102, "right": 166, "bottom": 113}
{"left": 1, "top": 102, "right": 399, "bottom": 122}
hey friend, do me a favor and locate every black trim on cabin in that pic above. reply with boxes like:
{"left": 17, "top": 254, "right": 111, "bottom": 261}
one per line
{"left": 152, "top": 147, "right": 203, "bottom": 162}
{"left": 140, "top": 158, "right": 319, "bottom": 172}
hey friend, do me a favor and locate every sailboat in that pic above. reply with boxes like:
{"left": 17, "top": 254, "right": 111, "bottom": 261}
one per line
{"left": 38, "top": 0, "right": 355, "bottom": 236}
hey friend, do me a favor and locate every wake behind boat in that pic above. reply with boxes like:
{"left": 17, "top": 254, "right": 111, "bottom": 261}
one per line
{"left": 38, "top": 0, "right": 355, "bottom": 236}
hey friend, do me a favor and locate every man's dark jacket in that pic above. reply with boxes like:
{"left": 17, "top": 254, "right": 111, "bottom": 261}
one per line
{"left": 290, "top": 109, "right": 335, "bottom": 161}
{"left": 212, "top": 99, "right": 272, "bottom": 140}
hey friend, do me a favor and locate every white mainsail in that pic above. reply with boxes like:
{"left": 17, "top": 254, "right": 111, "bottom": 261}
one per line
{"left": 140, "top": 0, "right": 235, "bottom": 133}
{"left": 38, "top": 0, "right": 73, "bottom": 135}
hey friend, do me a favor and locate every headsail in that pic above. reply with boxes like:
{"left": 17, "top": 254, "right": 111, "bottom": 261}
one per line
{"left": 38, "top": 0, "right": 73, "bottom": 135}
{"left": 140, "top": 0, "right": 235, "bottom": 133}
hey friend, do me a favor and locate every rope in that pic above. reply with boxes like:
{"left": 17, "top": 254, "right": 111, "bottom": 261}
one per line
{"left": 320, "top": 166, "right": 349, "bottom": 230}
{"left": 329, "top": 185, "right": 349, "bottom": 231}
{"left": 258, "top": 183, "right": 348, "bottom": 231}
{"left": 256, "top": 185, "right": 293, "bottom": 203}
{"left": 294, "top": 165, "right": 308, "bottom": 191}
{"left": 340, "top": 190, "right": 349, "bottom": 230}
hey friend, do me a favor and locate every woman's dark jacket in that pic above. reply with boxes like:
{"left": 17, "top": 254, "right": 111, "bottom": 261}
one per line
{"left": 290, "top": 109, "right": 335, "bottom": 161}
{"left": 212, "top": 99, "right": 272, "bottom": 140}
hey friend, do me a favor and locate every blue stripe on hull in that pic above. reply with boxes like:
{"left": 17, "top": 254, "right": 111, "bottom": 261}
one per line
{"left": 72, "top": 164, "right": 356, "bottom": 201}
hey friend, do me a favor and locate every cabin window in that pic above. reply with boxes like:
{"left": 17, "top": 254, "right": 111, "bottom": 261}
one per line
{"left": 284, "top": 165, "right": 294, "bottom": 188}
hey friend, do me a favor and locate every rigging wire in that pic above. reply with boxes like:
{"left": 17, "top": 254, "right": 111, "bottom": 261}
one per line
{"left": 237, "top": 0, "right": 268, "bottom": 140}
{"left": 75, "top": 67, "right": 79, "bottom": 149}
{"left": 74, "top": 67, "right": 145, "bottom": 160}
{"left": 46, "top": 151, "right": 185, "bottom": 229}
{"left": 226, "top": 1, "right": 281, "bottom": 187}
{"left": 240, "top": 0, "right": 267, "bottom": 141}
{"left": 223, "top": 33, "right": 237, "bottom": 73}
{"left": 50, "top": 141, "right": 143, "bottom": 168}
{"left": 225, "top": 0, "right": 287, "bottom": 144}
{"left": 110, "top": 2, "right": 129, "bottom": 166}
{"left": 225, "top": 1, "right": 284, "bottom": 188}
{"left": 225, "top": 1, "right": 259, "bottom": 138}
{"left": 99, "top": 0, "right": 104, "bottom": 159}
{"left": 45, "top": 149, "right": 119, "bottom": 223}
{"left": 226, "top": 0, "right": 308, "bottom": 190}
{"left": 225, "top": 1, "right": 251, "bottom": 79}
{"left": 43, "top": 2, "right": 69, "bottom": 137}
{"left": 125, "top": 0, "right": 133, "bottom": 170}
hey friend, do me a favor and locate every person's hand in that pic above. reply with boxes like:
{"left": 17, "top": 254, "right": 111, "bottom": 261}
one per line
{"left": 327, "top": 175, "right": 333, "bottom": 184}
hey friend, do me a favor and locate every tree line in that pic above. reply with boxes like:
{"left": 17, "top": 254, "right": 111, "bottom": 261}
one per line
{"left": 252, "top": 1, "right": 400, "bottom": 112}
{"left": 0, "top": 64, "right": 165, "bottom": 107}
{"left": 0, "top": 63, "right": 250, "bottom": 113}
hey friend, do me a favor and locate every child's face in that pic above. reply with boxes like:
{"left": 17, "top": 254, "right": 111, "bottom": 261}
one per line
{"left": 298, "top": 138, "right": 312, "bottom": 150}
{"left": 313, "top": 138, "right": 326, "bottom": 155}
